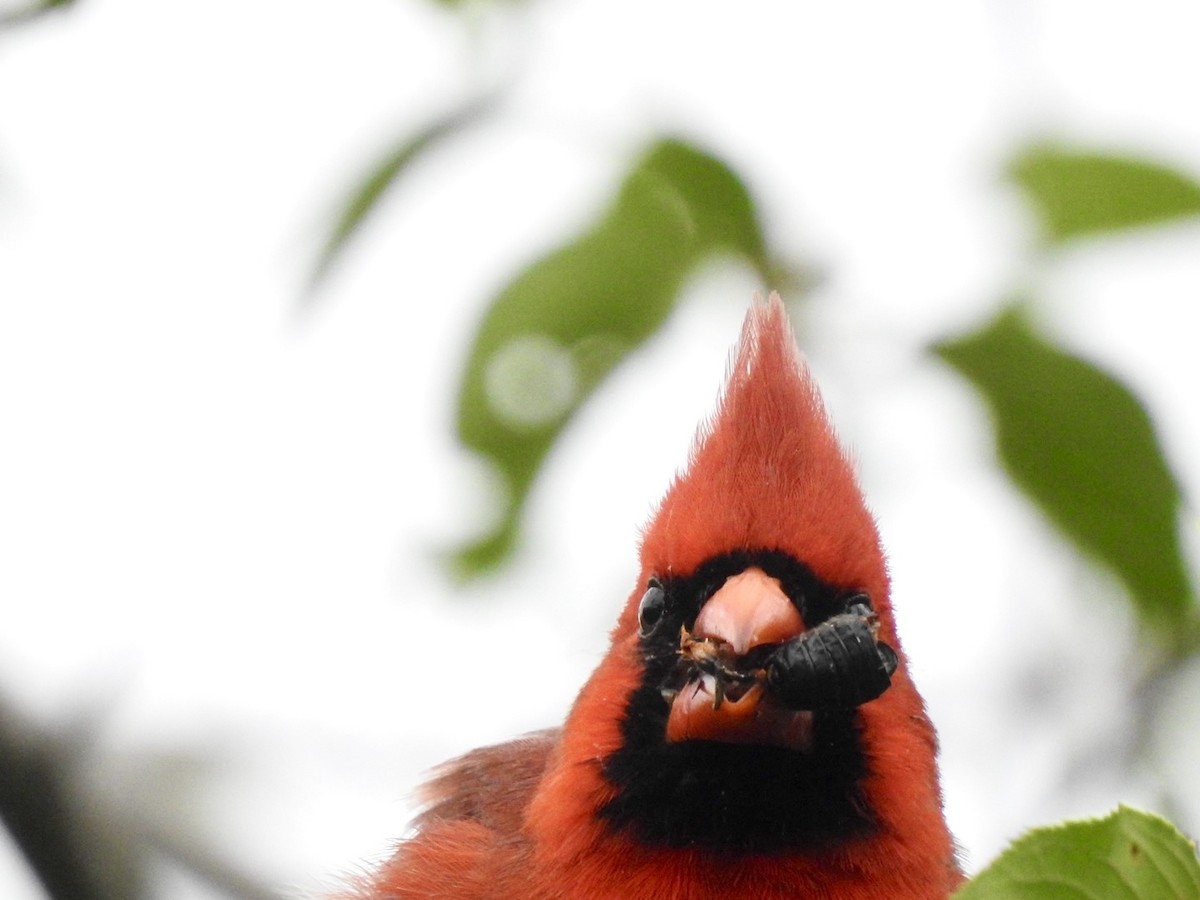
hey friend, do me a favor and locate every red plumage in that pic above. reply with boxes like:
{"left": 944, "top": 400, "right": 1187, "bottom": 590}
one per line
{"left": 347, "top": 295, "right": 961, "bottom": 899}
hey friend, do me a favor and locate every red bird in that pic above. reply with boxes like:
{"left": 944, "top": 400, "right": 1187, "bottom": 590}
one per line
{"left": 350, "top": 295, "right": 961, "bottom": 899}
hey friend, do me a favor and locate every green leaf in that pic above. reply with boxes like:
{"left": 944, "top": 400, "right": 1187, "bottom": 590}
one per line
{"left": 429, "top": 0, "right": 533, "bottom": 9}
{"left": 0, "top": 0, "right": 77, "bottom": 28}
{"left": 1009, "top": 144, "right": 1200, "bottom": 244}
{"left": 934, "top": 306, "right": 1197, "bottom": 652}
{"left": 954, "top": 806, "right": 1200, "bottom": 900}
{"left": 304, "top": 94, "right": 493, "bottom": 297}
{"left": 452, "top": 137, "right": 774, "bottom": 576}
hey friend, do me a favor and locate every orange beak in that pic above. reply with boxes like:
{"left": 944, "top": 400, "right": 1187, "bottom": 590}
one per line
{"left": 665, "top": 568, "right": 813, "bottom": 749}
{"left": 690, "top": 568, "right": 803, "bottom": 654}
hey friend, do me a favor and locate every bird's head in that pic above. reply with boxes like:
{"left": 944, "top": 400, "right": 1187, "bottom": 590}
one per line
{"left": 616, "top": 293, "right": 896, "bottom": 754}
{"left": 530, "top": 294, "right": 943, "bottom": 860}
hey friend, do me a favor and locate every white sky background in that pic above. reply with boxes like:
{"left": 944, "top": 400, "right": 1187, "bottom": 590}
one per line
{"left": 2, "top": 0, "right": 1200, "bottom": 897}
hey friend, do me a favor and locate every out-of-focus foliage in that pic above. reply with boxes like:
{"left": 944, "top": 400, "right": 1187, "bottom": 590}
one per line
{"left": 932, "top": 145, "right": 1200, "bottom": 893}
{"left": 0, "top": 0, "right": 75, "bottom": 28}
{"left": 442, "top": 141, "right": 1200, "bottom": 580}
{"left": 430, "top": 0, "right": 527, "bottom": 8}
{"left": 1010, "top": 144, "right": 1200, "bottom": 244}
{"left": 450, "top": 137, "right": 790, "bottom": 575}
{"left": 953, "top": 806, "right": 1200, "bottom": 900}
{"left": 935, "top": 307, "right": 1198, "bottom": 655}
{"left": 306, "top": 94, "right": 496, "bottom": 294}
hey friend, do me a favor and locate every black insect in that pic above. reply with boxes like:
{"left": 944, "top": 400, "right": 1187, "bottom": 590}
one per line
{"left": 764, "top": 598, "right": 898, "bottom": 710}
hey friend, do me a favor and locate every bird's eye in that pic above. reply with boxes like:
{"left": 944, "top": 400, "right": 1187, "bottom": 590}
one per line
{"left": 638, "top": 579, "right": 666, "bottom": 636}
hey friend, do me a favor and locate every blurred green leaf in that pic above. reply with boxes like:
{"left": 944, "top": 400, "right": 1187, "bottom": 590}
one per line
{"left": 304, "top": 94, "right": 493, "bottom": 297}
{"left": 953, "top": 806, "right": 1200, "bottom": 900}
{"left": 0, "top": 0, "right": 76, "bottom": 28}
{"left": 452, "top": 137, "right": 777, "bottom": 576}
{"left": 429, "top": 0, "right": 530, "bottom": 8}
{"left": 934, "top": 306, "right": 1196, "bottom": 652}
{"left": 1010, "top": 144, "right": 1200, "bottom": 244}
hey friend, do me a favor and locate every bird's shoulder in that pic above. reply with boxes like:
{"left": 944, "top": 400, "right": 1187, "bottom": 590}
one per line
{"left": 345, "top": 731, "right": 559, "bottom": 899}
{"left": 414, "top": 727, "right": 559, "bottom": 836}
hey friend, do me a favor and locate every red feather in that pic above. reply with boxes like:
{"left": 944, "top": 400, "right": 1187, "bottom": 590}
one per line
{"left": 345, "top": 294, "right": 961, "bottom": 899}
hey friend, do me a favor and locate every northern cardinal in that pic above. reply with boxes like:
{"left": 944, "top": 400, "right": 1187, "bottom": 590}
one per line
{"left": 350, "top": 294, "right": 961, "bottom": 899}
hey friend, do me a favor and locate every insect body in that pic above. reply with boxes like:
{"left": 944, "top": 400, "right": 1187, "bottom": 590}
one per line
{"left": 674, "top": 599, "right": 897, "bottom": 712}
{"left": 765, "top": 601, "right": 898, "bottom": 710}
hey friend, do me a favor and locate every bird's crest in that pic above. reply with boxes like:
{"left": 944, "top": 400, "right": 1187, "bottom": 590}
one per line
{"left": 638, "top": 294, "right": 887, "bottom": 601}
